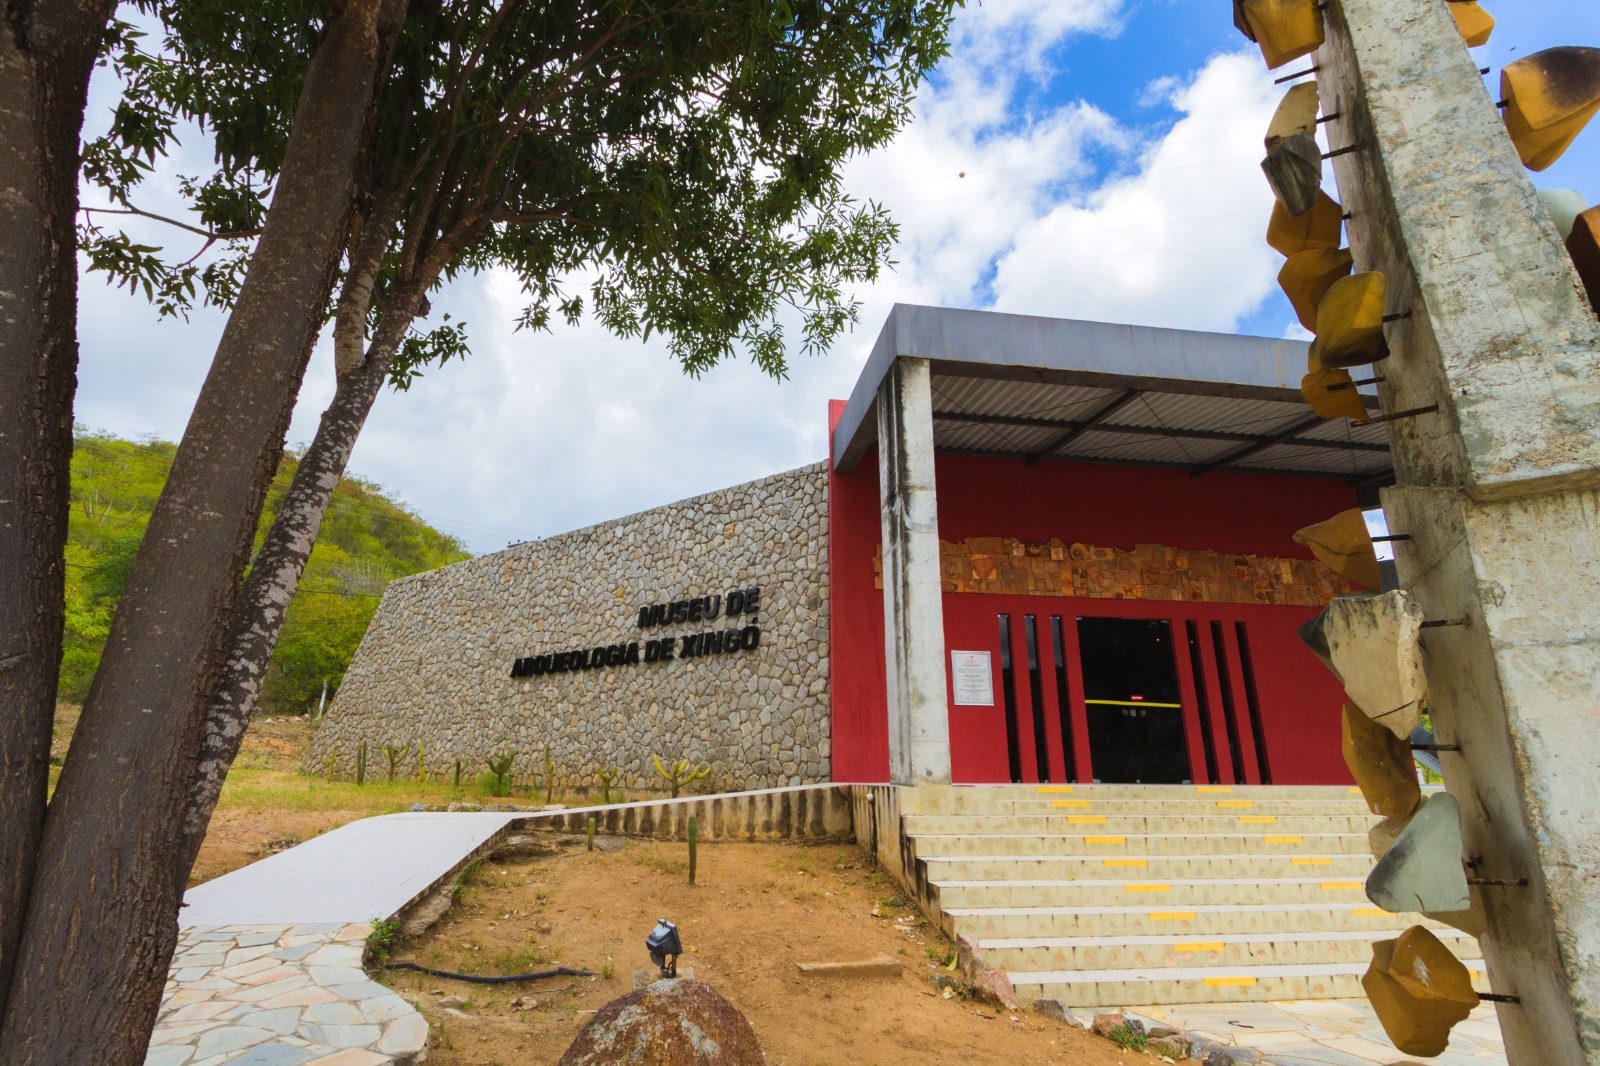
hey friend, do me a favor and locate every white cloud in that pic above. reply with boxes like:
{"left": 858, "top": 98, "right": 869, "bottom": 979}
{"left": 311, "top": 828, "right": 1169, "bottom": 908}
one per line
{"left": 984, "top": 51, "right": 1282, "bottom": 331}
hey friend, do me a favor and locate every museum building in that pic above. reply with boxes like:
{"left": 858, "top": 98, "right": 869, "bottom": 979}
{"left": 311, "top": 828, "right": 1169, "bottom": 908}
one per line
{"left": 313, "top": 305, "right": 1390, "bottom": 791}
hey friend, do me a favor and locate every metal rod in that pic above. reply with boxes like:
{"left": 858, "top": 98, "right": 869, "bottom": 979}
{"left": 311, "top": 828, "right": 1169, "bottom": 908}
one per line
{"left": 1274, "top": 65, "right": 1320, "bottom": 84}
{"left": 1316, "top": 112, "right": 1341, "bottom": 124}
{"left": 1480, "top": 992, "right": 1521, "bottom": 1004}
{"left": 1420, "top": 617, "right": 1468, "bottom": 628}
{"left": 1382, "top": 311, "right": 1412, "bottom": 322}
{"left": 1468, "top": 877, "right": 1529, "bottom": 887}
{"left": 1328, "top": 376, "right": 1385, "bottom": 391}
{"left": 1479, "top": 66, "right": 1491, "bottom": 75}
{"left": 1370, "top": 534, "right": 1411, "bottom": 542}
{"left": 1495, "top": 98, "right": 1509, "bottom": 108}
{"left": 1353, "top": 403, "right": 1439, "bottom": 427}
{"left": 1323, "top": 144, "right": 1362, "bottom": 160}
{"left": 1411, "top": 743, "right": 1460, "bottom": 753}
{"left": 1340, "top": 211, "right": 1352, "bottom": 220}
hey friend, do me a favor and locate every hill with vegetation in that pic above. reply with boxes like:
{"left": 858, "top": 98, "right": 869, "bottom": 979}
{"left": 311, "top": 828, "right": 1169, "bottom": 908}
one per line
{"left": 62, "top": 430, "right": 470, "bottom": 714}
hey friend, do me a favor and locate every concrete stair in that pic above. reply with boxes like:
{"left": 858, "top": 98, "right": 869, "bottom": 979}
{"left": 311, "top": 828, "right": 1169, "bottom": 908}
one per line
{"left": 900, "top": 783, "right": 1485, "bottom": 1007}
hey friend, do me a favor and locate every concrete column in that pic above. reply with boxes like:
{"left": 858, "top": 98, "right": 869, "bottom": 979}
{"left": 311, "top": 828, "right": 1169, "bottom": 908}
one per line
{"left": 1320, "top": 2, "right": 1600, "bottom": 1061}
{"left": 877, "top": 357, "right": 952, "bottom": 785}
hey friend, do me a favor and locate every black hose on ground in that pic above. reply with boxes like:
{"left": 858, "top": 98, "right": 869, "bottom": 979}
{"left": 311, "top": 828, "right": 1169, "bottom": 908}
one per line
{"left": 383, "top": 961, "right": 597, "bottom": 984}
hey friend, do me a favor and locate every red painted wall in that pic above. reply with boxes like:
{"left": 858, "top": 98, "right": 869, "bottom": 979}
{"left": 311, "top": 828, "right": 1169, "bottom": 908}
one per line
{"left": 827, "top": 421, "right": 1359, "bottom": 785}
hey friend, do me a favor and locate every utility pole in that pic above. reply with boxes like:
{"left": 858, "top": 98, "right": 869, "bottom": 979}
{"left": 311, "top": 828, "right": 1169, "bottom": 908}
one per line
{"left": 1317, "top": 0, "right": 1600, "bottom": 1061}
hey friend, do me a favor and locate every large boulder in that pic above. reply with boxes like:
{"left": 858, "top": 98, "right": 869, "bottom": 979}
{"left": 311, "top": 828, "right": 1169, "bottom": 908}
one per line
{"left": 557, "top": 979, "right": 766, "bottom": 1066}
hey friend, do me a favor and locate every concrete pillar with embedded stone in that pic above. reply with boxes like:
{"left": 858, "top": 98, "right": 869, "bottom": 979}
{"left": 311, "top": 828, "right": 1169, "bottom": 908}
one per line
{"left": 1318, "top": 1, "right": 1600, "bottom": 1061}
{"left": 877, "top": 357, "right": 952, "bottom": 785}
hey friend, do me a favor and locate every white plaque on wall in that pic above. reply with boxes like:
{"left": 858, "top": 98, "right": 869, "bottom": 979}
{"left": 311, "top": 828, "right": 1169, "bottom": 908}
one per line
{"left": 950, "top": 650, "right": 995, "bottom": 706}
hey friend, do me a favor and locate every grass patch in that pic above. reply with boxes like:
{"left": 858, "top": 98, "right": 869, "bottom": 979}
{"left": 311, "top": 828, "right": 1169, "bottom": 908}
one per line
{"left": 489, "top": 938, "right": 550, "bottom": 975}
{"left": 216, "top": 767, "right": 468, "bottom": 814}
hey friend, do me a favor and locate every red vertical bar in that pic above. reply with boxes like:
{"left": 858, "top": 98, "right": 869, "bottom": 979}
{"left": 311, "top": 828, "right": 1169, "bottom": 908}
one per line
{"left": 1061, "top": 614, "right": 1094, "bottom": 783}
{"left": 1194, "top": 621, "right": 1237, "bottom": 786}
{"left": 1035, "top": 616, "right": 1069, "bottom": 784}
{"left": 1171, "top": 615, "right": 1209, "bottom": 785}
{"left": 1218, "top": 623, "right": 1264, "bottom": 785}
{"left": 1010, "top": 612, "right": 1041, "bottom": 783}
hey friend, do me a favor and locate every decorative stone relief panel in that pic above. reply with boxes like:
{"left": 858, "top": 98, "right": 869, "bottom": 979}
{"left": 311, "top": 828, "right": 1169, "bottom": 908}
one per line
{"left": 875, "top": 536, "right": 1345, "bottom": 606}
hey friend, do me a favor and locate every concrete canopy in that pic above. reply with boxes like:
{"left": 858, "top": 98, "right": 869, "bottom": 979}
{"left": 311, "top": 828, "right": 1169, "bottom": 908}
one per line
{"left": 831, "top": 304, "right": 1391, "bottom": 484}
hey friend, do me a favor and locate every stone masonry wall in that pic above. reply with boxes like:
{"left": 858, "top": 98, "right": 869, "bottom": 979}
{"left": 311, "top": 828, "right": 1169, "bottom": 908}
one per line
{"left": 308, "top": 463, "right": 830, "bottom": 792}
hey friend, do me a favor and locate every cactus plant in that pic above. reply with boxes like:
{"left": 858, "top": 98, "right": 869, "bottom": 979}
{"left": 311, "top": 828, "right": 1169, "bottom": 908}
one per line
{"left": 356, "top": 741, "right": 368, "bottom": 786}
{"left": 485, "top": 751, "right": 515, "bottom": 797}
{"left": 688, "top": 816, "right": 699, "bottom": 885}
{"left": 586, "top": 815, "right": 596, "bottom": 852}
{"left": 595, "top": 766, "right": 620, "bottom": 804}
{"left": 453, "top": 757, "right": 464, "bottom": 789}
{"left": 652, "top": 755, "right": 711, "bottom": 798}
{"left": 381, "top": 743, "right": 404, "bottom": 783}
{"left": 416, "top": 741, "right": 427, "bottom": 782}
{"left": 543, "top": 745, "right": 556, "bottom": 803}
{"left": 325, "top": 746, "right": 338, "bottom": 782}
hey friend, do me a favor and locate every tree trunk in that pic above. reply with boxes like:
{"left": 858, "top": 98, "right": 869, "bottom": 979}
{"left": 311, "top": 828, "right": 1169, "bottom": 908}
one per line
{"left": 178, "top": 289, "right": 421, "bottom": 873}
{"left": 0, "top": 0, "right": 407, "bottom": 1059}
{"left": 0, "top": 0, "right": 117, "bottom": 1015}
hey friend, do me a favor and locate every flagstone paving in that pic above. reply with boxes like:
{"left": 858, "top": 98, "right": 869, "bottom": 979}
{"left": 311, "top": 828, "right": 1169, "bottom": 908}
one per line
{"left": 147, "top": 812, "right": 529, "bottom": 1065}
{"left": 1127, "top": 999, "right": 1508, "bottom": 1065}
{"left": 146, "top": 923, "right": 426, "bottom": 1066}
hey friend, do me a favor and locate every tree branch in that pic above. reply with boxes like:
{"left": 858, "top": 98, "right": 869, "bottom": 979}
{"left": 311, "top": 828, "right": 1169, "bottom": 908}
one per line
{"left": 79, "top": 204, "right": 262, "bottom": 241}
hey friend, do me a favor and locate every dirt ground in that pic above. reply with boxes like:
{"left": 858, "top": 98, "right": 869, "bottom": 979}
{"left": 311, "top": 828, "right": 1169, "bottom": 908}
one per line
{"left": 48, "top": 709, "right": 1189, "bottom": 1064}
{"left": 382, "top": 839, "right": 1185, "bottom": 1066}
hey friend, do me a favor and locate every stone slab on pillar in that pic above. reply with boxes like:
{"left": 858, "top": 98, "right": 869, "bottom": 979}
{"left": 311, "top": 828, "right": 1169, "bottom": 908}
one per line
{"left": 877, "top": 357, "right": 952, "bottom": 786}
{"left": 1318, "top": 1, "right": 1600, "bottom": 1061}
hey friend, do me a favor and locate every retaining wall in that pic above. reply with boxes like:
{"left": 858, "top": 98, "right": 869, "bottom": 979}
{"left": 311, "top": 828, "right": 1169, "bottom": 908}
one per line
{"left": 310, "top": 463, "right": 831, "bottom": 790}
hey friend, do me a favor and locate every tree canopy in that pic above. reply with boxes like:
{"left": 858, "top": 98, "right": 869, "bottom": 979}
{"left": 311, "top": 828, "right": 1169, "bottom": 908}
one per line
{"left": 84, "top": 0, "right": 961, "bottom": 381}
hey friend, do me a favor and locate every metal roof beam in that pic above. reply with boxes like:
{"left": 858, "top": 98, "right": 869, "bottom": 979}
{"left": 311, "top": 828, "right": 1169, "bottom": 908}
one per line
{"left": 1023, "top": 388, "right": 1141, "bottom": 466}
{"left": 932, "top": 409, "right": 1389, "bottom": 454}
{"left": 933, "top": 445, "right": 1387, "bottom": 480}
{"left": 1188, "top": 414, "right": 1327, "bottom": 476}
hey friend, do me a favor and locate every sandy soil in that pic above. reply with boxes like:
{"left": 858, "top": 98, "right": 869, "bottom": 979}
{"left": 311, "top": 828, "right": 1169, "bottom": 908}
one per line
{"left": 383, "top": 839, "right": 1184, "bottom": 1066}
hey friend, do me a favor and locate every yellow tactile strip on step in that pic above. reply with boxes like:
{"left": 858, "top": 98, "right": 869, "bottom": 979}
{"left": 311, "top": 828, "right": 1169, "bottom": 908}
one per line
{"left": 1264, "top": 835, "right": 1303, "bottom": 843}
{"left": 1175, "top": 942, "right": 1225, "bottom": 953}
{"left": 1195, "top": 786, "right": 1233, "bottom": 793}
{"left": 1292, "top": 857, "right": 1332, "bottom": 865}
{"left": 1321, "top": 881, "right": 1363, "bottom": 890}
{"left": 1102, "top": 858, "right": 1148, "bottom": 868}
{"left": 1150, "top": 911, "right": 1196, "bottom": 921}
{"left": 1051, "top": 800, "right": 1091, "bottom": 808}
{"left": 1238, "top": 815, "right": 1278, "bottom": 824}
{"left": 1216, "top": 800, "right": 1254, "bottom": 808}
{"left": 1067, "top": 815, "right": 1107, "bottom": 824}
{"left": 1083, "top": 836, "right": 1126, "bottom": 845}
{"left": 1125, "top": 884, "right": 1170, "bottom": 893}
{"left": 1203, "top": 975, "right": 1258, "bottom": 988}
{"left": 1036, "top": 785, "right": 1075, "bottom": 793}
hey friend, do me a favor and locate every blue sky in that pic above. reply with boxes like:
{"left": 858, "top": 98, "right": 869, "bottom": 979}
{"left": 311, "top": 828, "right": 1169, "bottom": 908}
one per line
{"left": 74, "top": 1, "right": 1600, "bottom": 552}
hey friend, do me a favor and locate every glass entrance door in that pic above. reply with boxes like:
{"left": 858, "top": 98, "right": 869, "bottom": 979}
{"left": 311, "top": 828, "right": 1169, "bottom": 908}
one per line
{"left": 1076, "top": 617, "right": 1190, "bottom": 783}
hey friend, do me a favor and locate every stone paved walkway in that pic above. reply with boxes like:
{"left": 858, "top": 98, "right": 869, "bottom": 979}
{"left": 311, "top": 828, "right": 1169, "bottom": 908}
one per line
{"left": 147, "top": 924, "right": 424, "bottom": 1066}
{"left": 150, "top": 813, "right": 527, "bottom": 1065}
{"left": 1127, "top": 999, "right": 1507, "bottom": 1066}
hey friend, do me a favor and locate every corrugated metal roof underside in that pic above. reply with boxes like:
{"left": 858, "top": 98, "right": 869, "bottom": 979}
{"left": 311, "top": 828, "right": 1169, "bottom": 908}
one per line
{"left": 926, "top": 373, "right": 1391, "bottom": 480}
